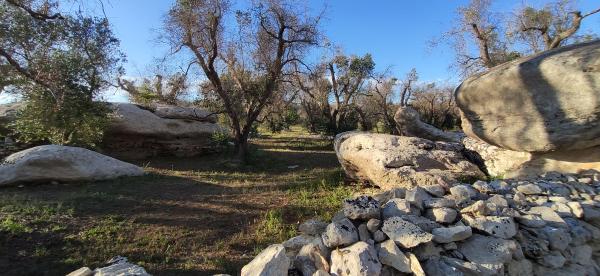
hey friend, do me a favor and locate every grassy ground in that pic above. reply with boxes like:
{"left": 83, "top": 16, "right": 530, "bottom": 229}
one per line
{"left": 0, "top": 126, "right": 373, "bottom": 275}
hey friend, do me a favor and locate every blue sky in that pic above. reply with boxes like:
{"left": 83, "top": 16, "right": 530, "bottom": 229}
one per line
{"left": 99, "top": 0, "right": 600, "bottom": 80}
{"left": 2, "top": 0, "right": 599, "bottom": 103}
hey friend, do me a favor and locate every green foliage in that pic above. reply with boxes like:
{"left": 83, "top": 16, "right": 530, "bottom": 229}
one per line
{"left": 1, "top": 2, "right": 123, "bottom": 148}
{"left": 11, "top": 91, "right": 110, "bottom": 147}
{"left": 1, "top": 216, "right": 32, "bottom": 235}
{"left": 264, "top": 107, "right": 300, "bottom": 133}
{"left": 210, "top": 130, "right": 231, "bottom": 147}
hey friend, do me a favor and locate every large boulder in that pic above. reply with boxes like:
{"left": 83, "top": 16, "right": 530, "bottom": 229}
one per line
{"left": 394, "top": 106, "right": 463, "bottom": 143}
{"left": 0, "top": 145, "right": 144, "bottom": 186}
{"left": 334, "top": 132, "right": 484, "bottom": 190}
{"left": 463, "top": 137, "right": 600, "bottom": 178}
{"left": 456, "top": 40, "right": 600, "bottom": 153}
{"left": 103, "top": 103, "right": 224, "bottom": 159}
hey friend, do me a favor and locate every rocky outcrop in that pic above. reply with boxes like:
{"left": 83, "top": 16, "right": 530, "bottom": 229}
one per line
{"left": 463, "top": 137, "right": 600, "bottom": 178}
{"left": 103, "top": 103, "right": 224, "bottom": 159}
{"left": 0, "top": 145, "right": 144, "bottom": 186}
{"left": 334, "top": 132, "right": 484, "bottom": 190}
{"left": 0, "top": 102, "right": 225, "bottom": 159}
{"left": 456, "top": 40, "right": 600, "bottom": 153}
{"left": 243, "top": 170, "right": 600, "bottom": 275}
{"left": 394, "top": 106, "right": 463, "bottom": 143}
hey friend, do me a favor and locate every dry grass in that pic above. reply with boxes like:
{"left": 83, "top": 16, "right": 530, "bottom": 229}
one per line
{"left": 0, "top": 126, "right": 371, "bottom": 275}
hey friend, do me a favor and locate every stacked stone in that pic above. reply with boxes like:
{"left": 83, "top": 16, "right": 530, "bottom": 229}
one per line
{"left": 241, "top": 170, "right": 600, "bottom": 276}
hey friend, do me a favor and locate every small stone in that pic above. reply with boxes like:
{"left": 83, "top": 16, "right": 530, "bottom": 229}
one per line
{"left": 422, "top": 184, "right": 446, "bottom": 197}
{"left": 381, "top": 217, "right": 433, "bottom": 248}
{"left": 283, "top": 235, "right": 313, "bottom": 252}
{"left": 541, "top": 226, "right": 571, "bottom": 251}
{"left": 473, "top": 180, "right": 493, "bottom": 194}
{"left": 458, "top": 234, "right": 516, "bottom": 265}
{"left": 413, "top": 242, "right": 442, "bottom": 261}
{"left": 538, "top": 251, "right": 566, "bottom": 269}
{"left": 506, "top": 259, "right": 533, "bottom": 276}
{"left": 444, "top": 242, "right": 457, "bottom": 250}
{"left": 490, "top": 180, "right": 511, "bottom": 194}
{"left": 382, "top": 198, "right": 418, "bottom": 219}
{"left": 321, "top": 218, "right": 359, "bottom": 248}
{"left": 517, "top": 184, "right": 543, "bottom": 195}
{"left": 463, "top": 215, "right": 517, "bottom": 239}
{"left": 241, "top": 244, "right": 289, "bottom": 276}
{"left": 376, "top": 239, "right": 411, "bottom": 273}
{"left": 408, "top": 253, "right": 425, "bottom": 276}
{"left": 460, "top": 200, "right": 487, "bottom": 216}
{"left": 548, "top": 196, "right": 569, "bottom": 203}
{"left": 432, "top": 226, "right": 472, "bottom": 243}
{"left": 330, "top": 242, "right": 381, "bottom": 276}
{"left": 366, "top": 219, "right": 380, "bottom": 233}
{"left": 513, "top": 192, "right": 527, "bottom": 206}
{"left": 399, "top": 215, "right": 441, "bottom": 232}
{"left": 529, "top": 206, "right": 567, "bottom": 228}
{"left": 487, "top": 194, "right": 508, "bottom": 208}
{"left": 423, "top": 198, "right": 455, "bottom": 208}
{"left": 373, "top": 230, "right": 387, "bottom": 242}
{"left": 425, "top": 207, "right": 457, "bottom": 224}
{"left": 299, "top": 219, "right": 328, "bottom": 236}
{"left": 567, "top": 245, "right": 592, "bottom": 265}
{"left": 343, "top": 196, "right": 380, "bottom": 220}
{"left": 405, "top": 187, "right": 431, "bottom": 210}
{"left": 358, "top": 223, "right": 371, "bottom": 242}
{"left": 567, "top": 202, "right": 584, "bottom": 218}
{"left": 515, "top": 214, "right": 546, "bottom": 228}
{"left": 449, "top": 184, "right": 478, "bottom": 204}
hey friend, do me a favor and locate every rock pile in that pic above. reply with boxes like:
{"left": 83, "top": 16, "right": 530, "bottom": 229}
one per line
{"left": 334, "top": 132, "right": 484, "bottom": 189}
{"left": 242, "top": 171, "right": 600, "bottom": 275}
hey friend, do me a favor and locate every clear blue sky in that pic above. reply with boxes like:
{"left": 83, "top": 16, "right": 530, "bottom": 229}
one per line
{"left": 97, "top": 0, "right": 600, "bottom": 82}
{"left": 1, "top": 0, "right": 599, "bottom": 104}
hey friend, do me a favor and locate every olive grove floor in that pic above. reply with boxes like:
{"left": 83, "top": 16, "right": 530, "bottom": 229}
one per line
{"left": 0, "top": 127, "right": 372, "bottom": 275}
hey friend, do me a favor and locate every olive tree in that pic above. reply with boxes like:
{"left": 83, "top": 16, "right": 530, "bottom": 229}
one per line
{"left": 512, "top": 0, "right": 600, "bottom": 53}
{"left": 164, "top": 0, "right": 320, "bottom": 160}
{"left": 1, "top": 0, "right": 123, "bottom": 147}
{"left": 295, "top": 53, "right": 374, "bottom": 134}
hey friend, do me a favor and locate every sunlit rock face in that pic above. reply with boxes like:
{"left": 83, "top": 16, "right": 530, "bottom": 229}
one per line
{"left": 456, "top": 40, "right": 600, "bottom": 153}
{"left": 334, "top": 132, "right": 484, "bottom": 190}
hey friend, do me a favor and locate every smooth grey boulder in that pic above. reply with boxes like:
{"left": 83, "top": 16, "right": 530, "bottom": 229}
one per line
{"left": 0, "top": 145, "right": 144, "bottom": 186}
{"left": 334, "top": 132, "right": 484, "bottom": 190}
{"left": 456, "top": 40, "right": 600, "bottom": 153}
{"left": 330, "top": 242, "right": 381, "bottom": 276}
{"left": 241, "top": 244, "right": 290, "bottom": 276}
